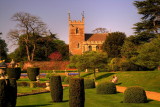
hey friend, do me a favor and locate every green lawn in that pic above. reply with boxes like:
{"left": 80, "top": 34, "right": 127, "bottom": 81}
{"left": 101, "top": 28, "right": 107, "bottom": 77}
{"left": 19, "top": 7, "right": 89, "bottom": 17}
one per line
{"left": 16, "top": 88, "right": 160, "bottom": 107}
{"left": 80, "top": 71, "right": 160, "bottom": 92}
{"left": 18, "top": 86, "right": 42, "bottom": 93}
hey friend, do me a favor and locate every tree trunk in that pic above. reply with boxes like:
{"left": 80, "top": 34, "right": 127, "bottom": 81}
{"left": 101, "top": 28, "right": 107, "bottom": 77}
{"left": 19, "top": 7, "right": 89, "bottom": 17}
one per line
{"left": 26, "top": 45, "right": 31, "bottom": 61}
{"left": 93, "top": 69, "right": 96, "bottom": 80}
{"left": 31, "top": 44, "right": 36, "bottom": 61}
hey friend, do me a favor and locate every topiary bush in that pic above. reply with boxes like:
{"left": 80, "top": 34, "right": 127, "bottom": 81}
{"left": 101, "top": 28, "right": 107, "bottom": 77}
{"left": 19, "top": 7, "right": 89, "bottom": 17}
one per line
{"left": 6, "top": 67, "right": 21, "bottom": 80}
{"left": 69, "top": 78, "right": 85, "bottom": 107}
{"left": 123, "top": 86, "right": 147, "bottom": 103}
{"left": 27, "top": 67, "right": 40, "bottom": 81}
{"left": 7, "top": 79, "right": 17, "bottom": 107}
{"left": 50, "top": 75, "right": 63, "bottom": 102}
{"left": 84, "top": 79, "right": 95, "bottom": 89}
{"left": 0, "top": 79, "right": 8, "bottom": 107}
{"left": 96, "top": 82, "right": 116, "bottom": 94}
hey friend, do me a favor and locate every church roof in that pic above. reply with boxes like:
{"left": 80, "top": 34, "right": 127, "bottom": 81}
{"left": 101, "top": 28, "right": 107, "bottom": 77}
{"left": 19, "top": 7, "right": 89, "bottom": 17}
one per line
{"left": 85, "top": 33, "right": 107, "bottom": 41}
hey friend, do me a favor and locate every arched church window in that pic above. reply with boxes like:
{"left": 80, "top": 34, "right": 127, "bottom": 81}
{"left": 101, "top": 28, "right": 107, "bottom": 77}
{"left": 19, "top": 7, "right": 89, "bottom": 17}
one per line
{"left": 76, "top": 28, "right": 79, "bottom": 34}
{"left": 88, "top": 46, "right": 92, "bottom": 51}
{"left": 96, "top": 46, "right": 99, "bottom": 51}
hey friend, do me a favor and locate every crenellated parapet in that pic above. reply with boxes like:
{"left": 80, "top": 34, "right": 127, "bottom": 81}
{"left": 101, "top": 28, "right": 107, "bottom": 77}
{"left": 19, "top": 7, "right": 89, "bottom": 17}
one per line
{"left": 69, "top": 20, "right": 84, "bottom": 24}
{"left": 83, "top": 41, "right": 104, "bottom": 45}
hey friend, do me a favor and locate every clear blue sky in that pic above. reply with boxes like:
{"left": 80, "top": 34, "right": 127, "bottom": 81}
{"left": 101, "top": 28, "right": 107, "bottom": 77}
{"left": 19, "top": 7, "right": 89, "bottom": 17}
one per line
{"left": 0, "top": 0, "right": 141, "bottom": 53}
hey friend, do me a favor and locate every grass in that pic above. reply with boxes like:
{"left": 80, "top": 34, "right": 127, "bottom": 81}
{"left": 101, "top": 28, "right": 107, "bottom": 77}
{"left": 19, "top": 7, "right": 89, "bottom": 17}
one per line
{"left": 16, "top": 88, "right": 160, "bottom": 107}
{"left": 18, "top": 86, "right": 42, "bottom": 93}
{"left": 18, "top": 77, "right": 49, "bottom": 82}
{"left": 79, "top": 71, "right": 160, "bottom": 92}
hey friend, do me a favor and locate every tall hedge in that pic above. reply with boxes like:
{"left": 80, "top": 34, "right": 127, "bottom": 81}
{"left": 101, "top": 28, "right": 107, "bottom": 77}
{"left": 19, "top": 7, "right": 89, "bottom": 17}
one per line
{"left": 123, "top": 86, "right": 147, "bottom": 103}
{"left": 50, "top": 75, "right": 63, "bottom": 102}
{"left": 69, "top": 78, "right": 85, "bottom": 107}
{"left": 0, "top": 79, "right": 8, "bottom": 107}
{"left": 7, "top": 79, "right": 17, "bottom": 107}
{"left": 97, "top": 82, "right": 116, "bottom": 94}
{"left": 27, "top": 67, "right": 40, "bottom": 81}
{"left": 84, "top": 79, "right": 95, "bottom": 89}
{"left": 6, "top": 67, "right": 21, "bottom": 80}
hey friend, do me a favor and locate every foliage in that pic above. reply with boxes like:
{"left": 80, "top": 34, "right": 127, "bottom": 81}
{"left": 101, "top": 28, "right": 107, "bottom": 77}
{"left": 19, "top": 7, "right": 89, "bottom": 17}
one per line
{"left": 103, "top": 32, "right": 126, "bottom": 58}
{"left": 6, "top": 67, "right": 21, "bottom": 80}
{"left": 133, "top": 37, "right": 160, "bottom": 69}
{"left": 7, "top": 12, "right": 50, "bottom": 61}
{"left": 0, "top": 79, "right": 8, "bottom": 107}
{"left": 96, "top": 82, "right": 116, "bottom": 94}
{"left": 123, "top": 86, "right": 147, "bottom": 103}
{"left": 121, "top": 39, "right": 138, "bottom": 58}
{"left": 69, "top": 78, "right": 85, "bottom": 107}
{"left": 27, "top": 67, "right": 40, "bottom": 81}
{"left": 0, "top": 37, "right": 8, "bottom": 60}
{"left": 48, "top": 51, "right": 62, "bottom": 61}
{"left": 7, "top": 79, "right": 17, "bottom": 107}
{"left": 50, "top": 75, "right": 63, "bottom": 102}
{"left": 92, "top": 28, "right": 108, "bottom": 33}
{"left": 69, "top": 51, "right": 108, "bottom": 79}
{"left": 84, "top": 79, "right": 95, "bottom": 89}
{"left": 133, "top": 0, "right": 160, "bottom": 35}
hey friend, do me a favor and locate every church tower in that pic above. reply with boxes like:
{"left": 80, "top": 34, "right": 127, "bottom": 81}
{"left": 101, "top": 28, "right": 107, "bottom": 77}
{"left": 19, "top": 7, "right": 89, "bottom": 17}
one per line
{"left": 68, "top": 12, "right": 85, "bottom": 55}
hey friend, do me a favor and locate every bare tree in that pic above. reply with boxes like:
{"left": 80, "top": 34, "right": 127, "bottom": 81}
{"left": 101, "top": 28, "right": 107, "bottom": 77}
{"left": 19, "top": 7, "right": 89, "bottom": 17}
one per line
{"left": 8, "top": 12, "right": 48, "bottom": 61}
{"left": 92, "top": 28, "right": 108, "bottom": 34}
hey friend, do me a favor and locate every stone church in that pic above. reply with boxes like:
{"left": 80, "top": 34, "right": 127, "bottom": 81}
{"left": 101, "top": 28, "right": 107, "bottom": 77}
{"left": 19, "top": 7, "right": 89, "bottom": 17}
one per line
{"left": 69, "top": 13, "right": 108, "bottom": 55}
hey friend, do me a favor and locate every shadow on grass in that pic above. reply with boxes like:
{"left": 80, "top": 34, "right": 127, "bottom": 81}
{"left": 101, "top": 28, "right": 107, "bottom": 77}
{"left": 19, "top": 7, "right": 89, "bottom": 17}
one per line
{"left": 17, "top": 104, "right": 52, "bottom": 107}
{"left": 49, "top": 100, "right": 69, "bottom": 103}
{"left": 116, "top": 83, "right": 122, "bottom": 85}
{"left": 81, "top": 73, "right": 93, "bottom": 77}
{"left": 96, "top": 73, "right": 115, "bottom": 80}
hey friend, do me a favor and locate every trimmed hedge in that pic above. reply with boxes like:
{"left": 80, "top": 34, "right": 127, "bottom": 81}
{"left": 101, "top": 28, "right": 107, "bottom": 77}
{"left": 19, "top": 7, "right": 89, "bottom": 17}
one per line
{"left": 50, "top": 75, "right": 63, "bottom": 102}
{"left": 123, "top": 86, "right": 147, "bottom": 103}
{"left": 27, "top": 67, "right": 40, "bottom": 81}
{"left": 0, "top": 79, "right": 8, "bottom": 107}
{"left": 7, "top": 79, "right": 17, "bottom": 107}
{"left": 97, "top": 82, "right": 116, "bottom": 94}
{"left": 69, "top": 78, "right": 85, "bottom": 107}
{"left": 6, "top": 67, "right": 21, "bottom": 80}
{"left": 84, "top": 79, "right": 95, "bottom": 89}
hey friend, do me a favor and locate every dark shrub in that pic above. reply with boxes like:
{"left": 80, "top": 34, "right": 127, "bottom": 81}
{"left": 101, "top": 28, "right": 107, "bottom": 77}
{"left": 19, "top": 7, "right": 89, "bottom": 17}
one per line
{"left": 17, "top": 82, "right": 28, "bottom": 87}
{"left": 50, "top": 75, "right": 63, "bottom": 102}
{"left": 7, "top": 79, "right": 17, "bottom": 107}
{"left": 84, "top": 79, "right": 95, "bottom": 89}
{"left": 6, "top": 67, "right": 21, "bottom": 80}
{"left": 97, "top": 82, "right": 116, "bottom": 94}
{"left": 69, "top": 78, "right": 85, "bottom": 107}
{"left": 0, "top": 79, "right": 8, "bottom": 107}
{"left": 27, "top": 67, "right": 40, "bottom": 81}
{"left": 123, "top": 86, "right": 147, "bottom": 103}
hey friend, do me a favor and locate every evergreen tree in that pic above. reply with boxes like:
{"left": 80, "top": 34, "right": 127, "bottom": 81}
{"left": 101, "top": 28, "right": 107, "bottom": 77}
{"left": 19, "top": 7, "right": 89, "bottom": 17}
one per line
{"left": 133, "top": 0, "right": 160, "bottom": 40}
